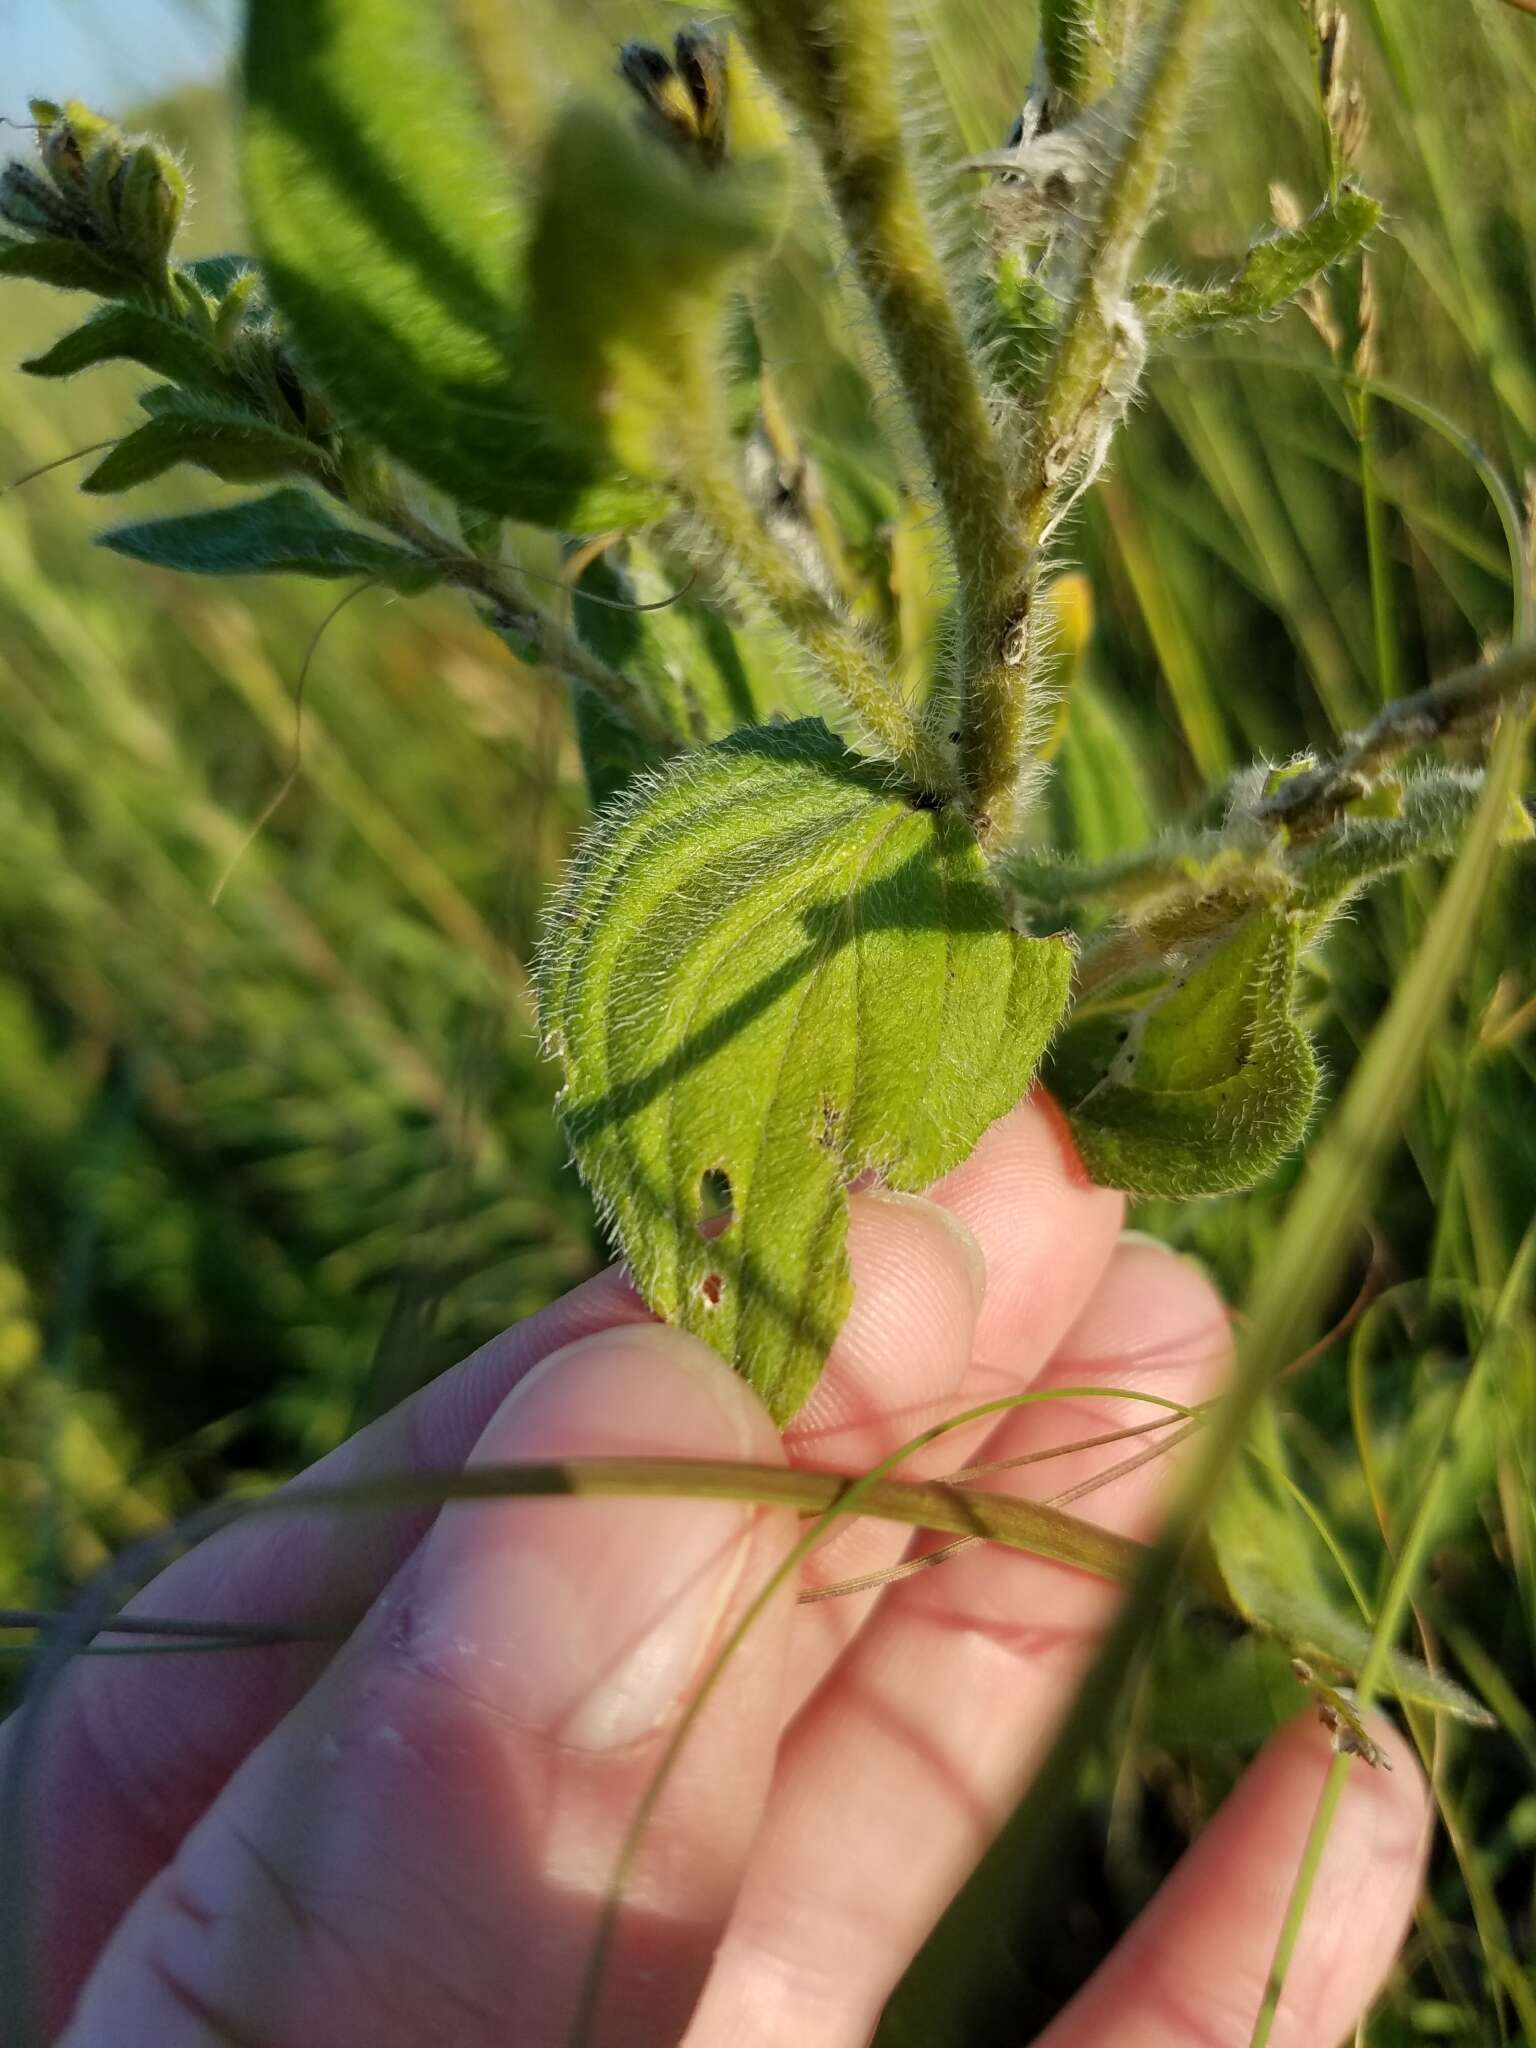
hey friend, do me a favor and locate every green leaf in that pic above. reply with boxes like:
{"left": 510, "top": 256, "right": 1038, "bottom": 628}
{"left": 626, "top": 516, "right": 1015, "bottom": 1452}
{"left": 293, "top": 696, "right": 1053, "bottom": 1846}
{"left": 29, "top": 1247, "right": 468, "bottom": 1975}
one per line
{"left": 242, "top": 0, "right": 657, "bottom": 528}
{"left": 0, "top": 234, "right": 138, "bottom": 296}
{"left": 526, "top": 102, "right": 784, "bottom": 471}
{"left": 1204, "top": 1438, "right": 1493, "bottom": 1728}
{"left": 98, "top": 487, "right": 438, "bottom": 590}
{"left": 540, "top": 721, "right": 1072, "bottom": 1422}
{"left": 1291, "top": 767, "right": 1525, "bottom": 907}
{"left": 1136, "top": 187, "right": 1381, "bottom": 339}
{"left": 82, "top": 400, "right": 332, "bottom": 494}
{"left": 1047, "top": 912, "right": 1318, "bottom": 1197}
{"left": 985, "top": 250, "right": 1060, "bottom": 403}
{"left": 1048, "top": 676, "right": 1158, "bottom": 865}
{"left": 567, "top": 539, "right": 779, "bottom": 793}
{"left": 566, "top": 549, "right": 689, "bottom": 805}
{"left": 183, "top": 252, "right": 258, "bottom": 300}
{"left": 22, "top": 302, "right": 240, "bottom": 397}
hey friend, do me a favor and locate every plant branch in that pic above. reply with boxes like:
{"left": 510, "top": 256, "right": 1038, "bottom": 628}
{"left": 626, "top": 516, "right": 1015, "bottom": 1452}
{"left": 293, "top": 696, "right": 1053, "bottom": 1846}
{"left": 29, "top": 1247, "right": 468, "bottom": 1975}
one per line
{"left": 1014, "top": 643, "right": 1536, "bottom": 974}
{"left": 668, "top": 341, "right": 960, "bottom": 794}
{"left": 1020, "top": 0, "right": 1216, "bottom": 544}
{"left": 379, "top": 501, "right": 684, "bottom": 755}
{"left": 1255, "top": 640, "right": 1536, "bottom": 836}
{"left": 736, "top": 0, "right": 1031, "bottom": 832}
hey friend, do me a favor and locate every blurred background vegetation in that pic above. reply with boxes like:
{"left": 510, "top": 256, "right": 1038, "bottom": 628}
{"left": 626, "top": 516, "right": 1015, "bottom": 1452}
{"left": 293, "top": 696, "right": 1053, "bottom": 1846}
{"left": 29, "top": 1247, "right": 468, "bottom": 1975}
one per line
{"left": 1, "top": 0, "right": 1533, "bottom": 2039}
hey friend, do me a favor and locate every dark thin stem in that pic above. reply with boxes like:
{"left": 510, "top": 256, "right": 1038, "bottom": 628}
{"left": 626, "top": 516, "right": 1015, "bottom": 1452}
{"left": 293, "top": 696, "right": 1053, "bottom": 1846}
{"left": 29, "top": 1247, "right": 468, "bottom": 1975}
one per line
{"left": 1254, "top": 641, "right": 1536, "bottom": 836}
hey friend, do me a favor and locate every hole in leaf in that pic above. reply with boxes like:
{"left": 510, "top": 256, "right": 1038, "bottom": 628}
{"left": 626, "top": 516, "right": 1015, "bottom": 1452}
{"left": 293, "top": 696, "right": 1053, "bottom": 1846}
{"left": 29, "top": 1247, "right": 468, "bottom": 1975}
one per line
{"left": 817, "top": 1098, "right": 843, "bottom": 1151}
{"left": 700, "top": 1271, "right": 724, "bottom": 1308}
{"left": 697, "top": 1167, "right": 733, "bottom": 1239}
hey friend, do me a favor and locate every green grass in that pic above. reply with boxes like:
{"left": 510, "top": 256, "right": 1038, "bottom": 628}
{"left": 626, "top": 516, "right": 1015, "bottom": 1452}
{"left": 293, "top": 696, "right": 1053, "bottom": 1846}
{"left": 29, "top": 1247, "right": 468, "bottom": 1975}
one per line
{"left": 1, "top": 4, "right": 1534, "bottom": 2040}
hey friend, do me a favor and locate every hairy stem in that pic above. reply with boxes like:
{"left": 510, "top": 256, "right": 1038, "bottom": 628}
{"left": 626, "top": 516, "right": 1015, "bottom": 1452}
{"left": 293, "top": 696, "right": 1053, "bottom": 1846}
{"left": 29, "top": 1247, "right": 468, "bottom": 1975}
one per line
{"left": 1020, "top": 0, "right": 1217, "bottom": 543}
{"left": 1040, "top": 0, "right": 1148, "bottom": 112}
{"left": 380, "top": 501, "right": 683, "bottom": 754}
{"left": 737, "top": 0, "right": 1031, "bottom": 834}
{"left": 1015, "top": 642, "right": 1536, "bottom": 965}
{"left": 1255, "top": 640, "right": 1536, "bottom": 835}
{"left": 669, "top": 342, "right": 960, "bottom": 794}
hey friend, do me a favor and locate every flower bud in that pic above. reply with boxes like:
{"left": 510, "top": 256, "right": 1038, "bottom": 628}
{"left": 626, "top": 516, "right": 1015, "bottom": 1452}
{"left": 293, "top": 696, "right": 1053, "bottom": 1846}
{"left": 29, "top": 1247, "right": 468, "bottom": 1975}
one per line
{"left": 85, "top": 132, "right": 128, "bottom": 237}
{"left": 34, "top": 99, "right": 118, "bottom": 201}
{"left": 0, "top": 162, "right": 73, "bottom": 234}
{"left": 117, "top": 141, "right": 186, "bottom": 271}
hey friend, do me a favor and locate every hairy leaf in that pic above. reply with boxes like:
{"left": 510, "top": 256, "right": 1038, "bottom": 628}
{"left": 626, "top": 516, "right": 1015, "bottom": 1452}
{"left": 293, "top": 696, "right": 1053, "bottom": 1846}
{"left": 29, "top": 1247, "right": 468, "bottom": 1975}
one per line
{"left": 242, "top": 0, "right": 657, "bottom": 527}
{"left": 0, "top": 234, "right": 138, "bottom": 296}
{"left": 82, "top": 397, "right": 332, "bottom": 494}
{"left": 1136, "top": 187, "right": 1381, "bottom": 339}
{"left": 527, "top": 102, "right": 784, "bottom": 471}
{"left": 98, "top": 488, "right": 437, "bottom": 590}
{"left": 23, "top": 302, "right": 241, "bottom": 397}
{"left": 1292, "top": 766, "right": 1529, "bottom": 905}
{"left": 1047, "top": 912, "right": 1317, "bottom": 1197}
{"left": 540, "top": 721, "right": 1072, "bottom": 1422}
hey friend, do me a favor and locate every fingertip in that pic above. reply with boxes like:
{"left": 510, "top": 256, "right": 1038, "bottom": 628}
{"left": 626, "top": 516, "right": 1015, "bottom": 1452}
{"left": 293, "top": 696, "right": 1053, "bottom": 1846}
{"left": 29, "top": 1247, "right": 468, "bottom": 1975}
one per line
{"left": 1038, "top": 1706, "right": 1431, "bottom": 2048}
{"left": 926, "top": 1091, "right": 1126, "bottom": 1380}
{"left": 1053, "top": 1232, "right": 1233, "bottom": 1390}
{"left": 1267, "top": 1703, "right": 1432, "bottom": 1859}
{"left": 475, "top": 1320, "right": 784, "bottom": 1468}
{"left": 784, "top": 1188, "right": 986, "bottom": 1456}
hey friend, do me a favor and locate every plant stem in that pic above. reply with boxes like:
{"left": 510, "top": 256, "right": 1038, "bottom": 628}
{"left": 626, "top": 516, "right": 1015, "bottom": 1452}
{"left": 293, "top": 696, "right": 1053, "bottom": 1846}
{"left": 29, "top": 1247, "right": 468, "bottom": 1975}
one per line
{"left": 1018, "top": 644, "right": 1536, "bottom": 961}
{"left": 737, "top": 0, "right": 1030, "bottom": 833}
{"left": 1020, "top": 0, "right": 1216, "bottom": 545}
{"left": 670, "top": 343, "right": 959, "bottom": 794}
{"left": 1255, "top": 639, "right": 1536, "bottom": 835}
{"left": 380, "top": 501, "right": 684, "bottom": 755}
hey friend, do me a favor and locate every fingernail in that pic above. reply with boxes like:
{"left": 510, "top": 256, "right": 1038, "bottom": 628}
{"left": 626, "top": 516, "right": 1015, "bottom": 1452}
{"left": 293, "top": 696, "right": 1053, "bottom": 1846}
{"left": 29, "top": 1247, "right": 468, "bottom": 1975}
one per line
{"left": 863, "top": 1189, "right": 988, "bottom": 1311}
{"left": 408, "top": 1326, "right": 766, "bottom": 1752}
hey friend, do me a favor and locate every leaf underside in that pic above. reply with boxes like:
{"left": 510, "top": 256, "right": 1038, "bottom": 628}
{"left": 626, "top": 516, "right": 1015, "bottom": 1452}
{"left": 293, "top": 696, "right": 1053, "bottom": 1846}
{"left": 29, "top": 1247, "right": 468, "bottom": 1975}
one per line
{"left": 241, "top": 0, "right": 658, "bottom": 527}
{"left": 1048, "top": 912, "right": 1319, "bottom": 1199}
{"left": 540, "top": 721, "right": 1072, "bottom": 1423}
{"left": 99, "top": 487, "right": 436, "bottom": 589}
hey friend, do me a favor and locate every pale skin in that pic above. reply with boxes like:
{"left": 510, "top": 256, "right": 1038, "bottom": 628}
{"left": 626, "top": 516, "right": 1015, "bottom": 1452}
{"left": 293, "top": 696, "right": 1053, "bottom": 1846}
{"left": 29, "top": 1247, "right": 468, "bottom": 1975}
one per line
{"left": 8, "top": 1094, "right": 1429, "bottom": 2047}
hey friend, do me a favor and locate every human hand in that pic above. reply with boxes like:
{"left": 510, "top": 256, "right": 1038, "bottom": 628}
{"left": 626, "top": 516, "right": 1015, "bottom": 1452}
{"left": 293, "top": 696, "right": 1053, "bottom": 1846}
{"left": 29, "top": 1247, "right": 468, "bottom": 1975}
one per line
{"left": 11, "top": 1094, "right": 1428, "bottom": 2047}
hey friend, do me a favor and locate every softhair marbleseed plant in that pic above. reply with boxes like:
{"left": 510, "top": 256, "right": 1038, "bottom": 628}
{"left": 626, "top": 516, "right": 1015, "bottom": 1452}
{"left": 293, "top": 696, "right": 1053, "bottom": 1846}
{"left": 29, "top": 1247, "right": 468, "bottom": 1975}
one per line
{"left": 3, "top": 0, "right": 1530, "bottom": 1737}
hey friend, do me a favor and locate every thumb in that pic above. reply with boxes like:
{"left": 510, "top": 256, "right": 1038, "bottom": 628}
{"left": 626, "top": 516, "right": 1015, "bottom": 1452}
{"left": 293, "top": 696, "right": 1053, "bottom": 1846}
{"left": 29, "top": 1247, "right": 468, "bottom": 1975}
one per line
{"left": 64, "top": 1327, "right": 796, "bottom": 2048}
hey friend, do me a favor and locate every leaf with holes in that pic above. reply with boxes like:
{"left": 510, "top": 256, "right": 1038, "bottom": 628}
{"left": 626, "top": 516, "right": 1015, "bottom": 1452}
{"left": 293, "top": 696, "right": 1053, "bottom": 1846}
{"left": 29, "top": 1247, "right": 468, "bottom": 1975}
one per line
{"left": 540, "top": 720, "right": 1072, "bottom": 1423}
{"left": 1047, "top": 912, "right": 1318, "bottom": 1198}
